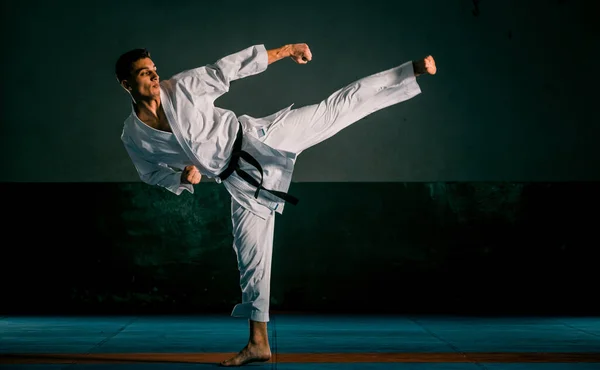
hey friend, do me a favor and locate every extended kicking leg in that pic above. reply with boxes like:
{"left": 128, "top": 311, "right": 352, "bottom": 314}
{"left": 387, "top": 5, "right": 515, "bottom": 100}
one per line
{"left": 262, "top": 56, "right": 436, "bottom": 154}
{"left": 413, "top": 55, "right": 437, "bottom": 76}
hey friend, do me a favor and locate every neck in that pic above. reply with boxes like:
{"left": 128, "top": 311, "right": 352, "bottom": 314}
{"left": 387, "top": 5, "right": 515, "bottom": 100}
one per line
{"left": 133, "top": 95, "right": 161, "bottom": 119}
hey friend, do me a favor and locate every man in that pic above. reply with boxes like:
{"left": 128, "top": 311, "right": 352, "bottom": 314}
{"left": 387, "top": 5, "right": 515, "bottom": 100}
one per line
{"left": 115, "top": 42, "right": 436, "bottom": 366}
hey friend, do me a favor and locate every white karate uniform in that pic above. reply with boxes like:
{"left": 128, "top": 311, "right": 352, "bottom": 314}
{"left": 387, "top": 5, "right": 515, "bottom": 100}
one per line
{"left": 121, "top": 44, "right": 422, "bottom": 323}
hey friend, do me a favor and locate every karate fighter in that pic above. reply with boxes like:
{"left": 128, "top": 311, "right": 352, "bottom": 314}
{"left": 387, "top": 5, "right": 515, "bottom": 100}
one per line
{"left": 115, "top": 43, "right": 436, "bottom": 366}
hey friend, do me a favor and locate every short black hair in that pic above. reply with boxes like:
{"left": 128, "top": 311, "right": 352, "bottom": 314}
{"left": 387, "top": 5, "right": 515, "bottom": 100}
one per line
{"left": 115, "top": 48, "right": 151, "bottom": 83}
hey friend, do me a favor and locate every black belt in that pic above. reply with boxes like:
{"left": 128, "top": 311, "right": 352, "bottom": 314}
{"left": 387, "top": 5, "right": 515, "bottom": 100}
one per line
{"left": 218, "top": 122, "right": 299, "bottom": 206}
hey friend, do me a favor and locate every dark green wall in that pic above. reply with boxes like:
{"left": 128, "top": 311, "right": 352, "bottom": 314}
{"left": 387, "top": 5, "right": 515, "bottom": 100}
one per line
{"left": 2, "top": 182, "right": 597, "bottom": 315}
{"left": 1, "top": 0, "right": 599, "bottom": 182}
{"left": 2, "top": 0, "right": 598, "bottom": 317}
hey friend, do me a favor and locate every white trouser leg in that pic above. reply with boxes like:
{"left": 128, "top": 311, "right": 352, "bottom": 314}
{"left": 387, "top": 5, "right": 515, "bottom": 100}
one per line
{"left": 229, "top": 197, "right": 275, "bottom": 322}
{"left": 263, "top": 61, "right": 422, "bottom": 155}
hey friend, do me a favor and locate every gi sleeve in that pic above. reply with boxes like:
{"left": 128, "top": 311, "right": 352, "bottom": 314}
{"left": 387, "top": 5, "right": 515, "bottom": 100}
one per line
{"left": 122, "top": 140, "right": 194, "bottom": 196}
{"left": 171, "top": 44, "right": 269, "bottom": 102}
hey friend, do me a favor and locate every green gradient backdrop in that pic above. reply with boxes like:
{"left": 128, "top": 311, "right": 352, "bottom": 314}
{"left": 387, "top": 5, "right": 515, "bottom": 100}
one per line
{"left": 2, "top": 181, "right": 597, "bottom": 315}
{"left": 1, "top": 0, "right": 598, "bottom": 182}
{"left": 2, "top": 0, "right": 599, "bottom": 316}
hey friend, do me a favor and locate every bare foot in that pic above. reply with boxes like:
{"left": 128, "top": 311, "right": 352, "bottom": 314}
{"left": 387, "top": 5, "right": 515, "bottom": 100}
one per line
{"left": 413, "top": 55, "right": 437, "bottom": 76}
{"left": 219, "top": 343, "right": 271, "bottom": 367}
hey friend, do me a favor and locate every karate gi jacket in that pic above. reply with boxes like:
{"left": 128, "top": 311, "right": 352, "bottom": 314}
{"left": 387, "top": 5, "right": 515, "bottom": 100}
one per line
{"left": 121, "top": 44, "right": 297, "bottom": 220}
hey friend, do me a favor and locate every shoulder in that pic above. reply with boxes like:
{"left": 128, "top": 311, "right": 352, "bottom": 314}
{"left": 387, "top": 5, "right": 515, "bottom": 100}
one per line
{"left": 162, "top": 67, "right": 214, "bottom": 98}
{"left": 120, "top": 114, "right": 136, "bottom": 143}
{"left": 167, "top": 66, "right": 208, "bottom": 86}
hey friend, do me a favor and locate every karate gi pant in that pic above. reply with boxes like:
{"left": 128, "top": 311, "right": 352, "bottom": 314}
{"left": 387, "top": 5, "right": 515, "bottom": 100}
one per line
{"left": 230, "top": 61, "right": 422, "bottom": 322}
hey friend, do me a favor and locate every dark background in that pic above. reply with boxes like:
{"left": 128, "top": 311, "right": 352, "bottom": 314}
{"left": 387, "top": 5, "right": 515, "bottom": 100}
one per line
{"left": 2, "top": 181, "right": 598, "bottom": 316}
{"left": 1, "top": 0, "right": 599, "bottom": 317}
{"left": 1, "top": 0, "right": 599, "bottom": 182}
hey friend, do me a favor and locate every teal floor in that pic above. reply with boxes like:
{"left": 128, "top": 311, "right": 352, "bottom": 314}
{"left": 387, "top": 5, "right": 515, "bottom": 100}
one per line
{"left": 1, "top": 315, "right": 599, "bottom": 369}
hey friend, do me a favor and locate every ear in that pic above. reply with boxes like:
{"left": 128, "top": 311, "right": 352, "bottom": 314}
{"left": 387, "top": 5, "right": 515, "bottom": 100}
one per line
{"left": 120, "top": 79, "right": 132, "bottom": 92}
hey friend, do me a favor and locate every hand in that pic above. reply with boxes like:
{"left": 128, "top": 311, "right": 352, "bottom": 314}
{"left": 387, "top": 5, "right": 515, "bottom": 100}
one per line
{"left": 289, "top": 43, "right": 312, "bottom": 64}
{"left": 181, "top": 165, "right": 201, "bottom": 184}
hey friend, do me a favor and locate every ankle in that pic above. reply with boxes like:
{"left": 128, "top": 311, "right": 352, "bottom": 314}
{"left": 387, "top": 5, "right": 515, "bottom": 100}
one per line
{"left": 412, "top": 60, "right": 425, "bottom": 76}
{"left": 249, "top": 336, "right": 269, "bottom": 347}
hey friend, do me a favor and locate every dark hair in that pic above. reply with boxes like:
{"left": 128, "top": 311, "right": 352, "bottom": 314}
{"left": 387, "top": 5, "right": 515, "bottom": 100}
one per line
{"left": 115, "top": 48, "right": 151, "bottom": 83}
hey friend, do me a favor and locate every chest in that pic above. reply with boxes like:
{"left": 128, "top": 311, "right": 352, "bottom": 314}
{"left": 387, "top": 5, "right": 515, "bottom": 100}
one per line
{"left": 139, "top": 108, "right": 172, "bottom": 133}
{"left": 149, "top": 116, "right": 172, "bottom": 133}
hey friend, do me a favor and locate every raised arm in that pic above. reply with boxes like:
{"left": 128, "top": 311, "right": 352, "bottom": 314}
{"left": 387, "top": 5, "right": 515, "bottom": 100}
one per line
{"left": 267, "top": 43, "right": 313, "bottom": 65}
{"left": 169, "top": 43, "right": 313, "bottom": 102}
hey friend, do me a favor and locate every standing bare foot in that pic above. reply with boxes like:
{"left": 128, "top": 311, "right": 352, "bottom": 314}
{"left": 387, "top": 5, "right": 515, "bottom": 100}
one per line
{"left": 413, "top": 55, "right": 437, "bottom": 76}
{"left": 219, "top": 343, "right": 271, "bottom": 367}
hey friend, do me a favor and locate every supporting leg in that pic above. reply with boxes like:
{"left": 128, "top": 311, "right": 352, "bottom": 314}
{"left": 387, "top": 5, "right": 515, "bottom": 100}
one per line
{"left": 220, "top": 320, "right": 271, "bottom": 367}
{"left": 263, "top": 58, "right": 433, "bottom": 155}
{"left": 220, "top": 198, "right": 275, "bottom": 366}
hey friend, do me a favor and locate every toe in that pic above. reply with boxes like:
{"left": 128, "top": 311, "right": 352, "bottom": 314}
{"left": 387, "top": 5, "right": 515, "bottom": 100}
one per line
{"left": 219, "top": 359, "right": 234, "bottom": 367}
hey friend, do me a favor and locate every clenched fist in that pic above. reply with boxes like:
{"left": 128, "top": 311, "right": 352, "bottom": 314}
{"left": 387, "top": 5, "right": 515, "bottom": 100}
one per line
{"left": 181, "top": 165, "right": 202, "bottom": 184}
{"left": 289, "top": 43, "right": 312, "bottom": 64}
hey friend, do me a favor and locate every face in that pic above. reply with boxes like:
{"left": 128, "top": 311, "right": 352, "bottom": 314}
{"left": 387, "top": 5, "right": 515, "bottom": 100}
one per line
{"left": 122, "top": 57, "right": 160, "bottom": 100}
